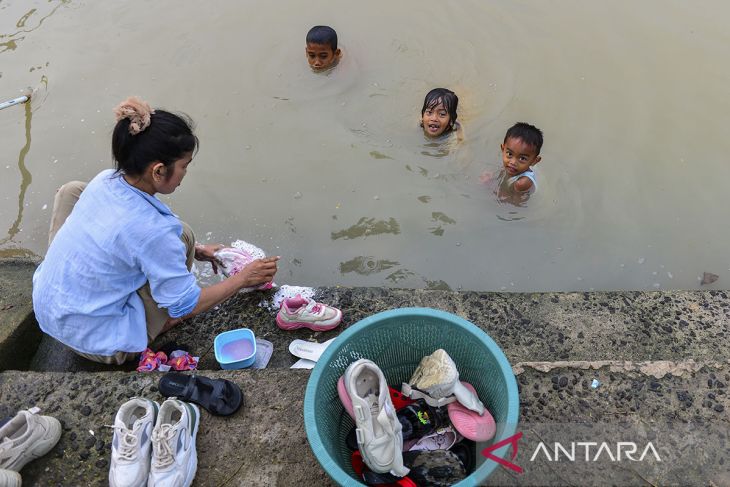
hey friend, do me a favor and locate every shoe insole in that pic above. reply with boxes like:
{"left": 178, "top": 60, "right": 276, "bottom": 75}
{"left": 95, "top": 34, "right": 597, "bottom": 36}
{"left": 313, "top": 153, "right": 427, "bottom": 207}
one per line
{"left": 288, "top": 337, "right": 336, "bottom": 362}
{"left": 354, "top": 369, "right": 379, "bottom": 398}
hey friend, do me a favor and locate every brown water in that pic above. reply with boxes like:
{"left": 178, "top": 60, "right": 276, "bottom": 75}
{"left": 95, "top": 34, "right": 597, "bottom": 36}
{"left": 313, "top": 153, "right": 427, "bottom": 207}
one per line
{"left": 1, "top": 0, "right": 729, "bottom": 291}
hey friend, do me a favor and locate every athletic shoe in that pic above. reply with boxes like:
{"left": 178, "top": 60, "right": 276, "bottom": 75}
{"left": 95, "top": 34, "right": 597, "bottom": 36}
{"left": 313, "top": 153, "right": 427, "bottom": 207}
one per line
{"left": 344, "top": 359, "right": 409, "bottom": 477}
{"left": 0, "top": 468, "right": 21, "bottom": 487}
{"left": 402, "top": 349, "right": 485, "bottom": 414}
{"left": 109, "top": 398, "right": 159, "bottom": 487}
{"left": 0, "top": 408, "right": 61, "bottom": 472}
{"left": 276, "top": 295, "right": 342, "bottom": 331}
{"left": 148, "top": 399, "right": 200, "bottom": 487}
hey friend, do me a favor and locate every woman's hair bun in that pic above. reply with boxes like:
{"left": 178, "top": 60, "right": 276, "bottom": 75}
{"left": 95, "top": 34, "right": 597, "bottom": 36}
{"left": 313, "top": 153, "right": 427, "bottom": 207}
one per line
{"left": 113, "top": 96, "right": 155, "bottom": 135}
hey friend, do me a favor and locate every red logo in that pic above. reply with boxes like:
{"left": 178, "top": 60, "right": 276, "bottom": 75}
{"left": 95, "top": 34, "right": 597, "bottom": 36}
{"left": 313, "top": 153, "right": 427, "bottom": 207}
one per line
{"left": 481, "top": 432, "right": 524, "bottom": 473}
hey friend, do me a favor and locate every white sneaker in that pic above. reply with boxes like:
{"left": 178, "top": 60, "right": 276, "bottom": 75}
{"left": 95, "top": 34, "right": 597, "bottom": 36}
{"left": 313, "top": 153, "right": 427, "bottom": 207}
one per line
{"left": 344, "top": 359, "right": 409, "bottom": 477}
{"left": 0, "top": 408, "right": 61, "bottom": 472}
{"left": 0, "top": 468, "right": 21, "bottom": 487}
{"left": 148, "top": 399, "right": 200, "bottom": 487}
{"left": 109, "top": 398, "right": 159, "bottom": 487}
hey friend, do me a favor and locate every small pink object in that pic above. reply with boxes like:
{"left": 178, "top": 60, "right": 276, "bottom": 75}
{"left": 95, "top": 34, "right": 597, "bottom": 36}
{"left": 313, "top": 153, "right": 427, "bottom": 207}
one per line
{"left": 136, "top": 348, "right": 167, "bottom": 372}
{"left": 215, "top": 246, "right": 274, "bottom": 292}
{"left": 276, "top": 294, "right": 342, "bottom": 331}
{"left": 447, "top": 381, "right": 496, "bottom": 442}
{"left": 337, "top": 375, "right": 355, "bottom": 419}
{"left": 165, "top": 350, "right": 198, "bottom": 371}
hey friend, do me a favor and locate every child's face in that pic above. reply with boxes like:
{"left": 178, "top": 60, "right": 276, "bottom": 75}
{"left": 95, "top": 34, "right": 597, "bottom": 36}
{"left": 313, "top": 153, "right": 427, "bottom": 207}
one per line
{"left": 422, "top": 102, "right": 451, "bottom": 137}
{"left": 305, "top": 43, "right": 340, "bottom": 71}
{"left": 500, "top": 137, "right": 541, "bottom": 176}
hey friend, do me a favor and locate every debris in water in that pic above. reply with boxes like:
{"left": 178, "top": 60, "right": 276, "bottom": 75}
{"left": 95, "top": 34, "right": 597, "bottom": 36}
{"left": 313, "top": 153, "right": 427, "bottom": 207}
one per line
{"left": 701, "top": 272, "right": 719, "bottom": 285}
{"left": 637, "top": 257, "right": 645, "bottom": 265}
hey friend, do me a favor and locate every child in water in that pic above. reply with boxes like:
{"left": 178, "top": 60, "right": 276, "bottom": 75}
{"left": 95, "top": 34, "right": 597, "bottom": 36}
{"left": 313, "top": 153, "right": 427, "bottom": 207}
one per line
{"left": 305, "top": 25, "right": 341, "bottom": 71}
{"left": 498, "top": 122, "right": 543, "bottom": 193}
{"left": 482, "top": 122, "right": 543, "bottom": 201}
{"left": 420, "top": 88, "right": 462, "bottom": 139}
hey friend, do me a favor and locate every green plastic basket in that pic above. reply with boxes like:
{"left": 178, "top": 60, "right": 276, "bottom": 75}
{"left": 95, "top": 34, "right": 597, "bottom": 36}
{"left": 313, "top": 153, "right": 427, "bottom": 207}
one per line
{"left": 304, "top": 307, "right": 519, "bottom": 486}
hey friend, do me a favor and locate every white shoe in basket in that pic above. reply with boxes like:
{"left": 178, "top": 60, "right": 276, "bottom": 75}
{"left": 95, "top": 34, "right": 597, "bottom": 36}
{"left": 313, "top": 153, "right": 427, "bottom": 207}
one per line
{"left": 344, "top": 359, "right": 409, "bottom": 478}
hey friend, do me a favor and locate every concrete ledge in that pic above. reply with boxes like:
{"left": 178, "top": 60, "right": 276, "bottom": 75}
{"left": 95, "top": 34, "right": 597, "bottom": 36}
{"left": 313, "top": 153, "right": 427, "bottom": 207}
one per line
{"left": 0, "top": 260, "right": 41, "bottom": 371}
{"left": 29, "top": 286, "right": 730, "bottom": 372}
{"left": 1, "top": 363, "right": 728, "bottom": 485}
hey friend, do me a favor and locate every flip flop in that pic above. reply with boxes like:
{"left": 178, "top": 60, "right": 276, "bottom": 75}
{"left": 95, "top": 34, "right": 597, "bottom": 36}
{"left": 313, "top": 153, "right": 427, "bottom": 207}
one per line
{"left": 158, "top": 373, "right": 243, "bottom": 416}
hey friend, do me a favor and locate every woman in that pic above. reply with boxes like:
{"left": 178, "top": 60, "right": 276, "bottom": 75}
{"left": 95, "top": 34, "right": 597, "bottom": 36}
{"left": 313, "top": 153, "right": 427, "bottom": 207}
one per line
{"left": 32, "top": 96, "right": 278, "bottom": 364}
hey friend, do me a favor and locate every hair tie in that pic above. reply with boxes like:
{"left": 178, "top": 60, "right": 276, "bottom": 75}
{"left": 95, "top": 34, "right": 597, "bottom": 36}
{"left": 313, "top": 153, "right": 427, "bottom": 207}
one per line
{"left": 113, "top": 96, "right": 155, "bottom": 135}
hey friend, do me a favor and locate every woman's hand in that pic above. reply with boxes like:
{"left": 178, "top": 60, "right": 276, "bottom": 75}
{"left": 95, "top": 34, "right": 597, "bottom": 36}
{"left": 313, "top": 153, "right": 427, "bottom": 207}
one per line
{"left": 194, "top": 244, "right": 224, "bottom": 274}
{"left": 234, "top": 256, "right": 280, "bottom": 288}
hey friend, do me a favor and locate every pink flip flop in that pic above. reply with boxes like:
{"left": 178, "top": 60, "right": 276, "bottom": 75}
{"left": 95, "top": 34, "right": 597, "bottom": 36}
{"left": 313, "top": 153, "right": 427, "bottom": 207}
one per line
{"left": 447, "top": 382, "right": 496, "bottom": 442}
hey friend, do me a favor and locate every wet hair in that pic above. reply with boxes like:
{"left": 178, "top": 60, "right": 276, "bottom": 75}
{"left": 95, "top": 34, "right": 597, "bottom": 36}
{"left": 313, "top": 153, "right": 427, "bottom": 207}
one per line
{"left": 421, "top": 88, "right": 459, "bottom": 129}
{"left": 112, "top": 110, "right": 199, "bottom": 177}
{"left": 306, "top": 25, "right": 338, "bottom": 51}
{"left": 504, "top": 122, "right": 543, "bottom": 154}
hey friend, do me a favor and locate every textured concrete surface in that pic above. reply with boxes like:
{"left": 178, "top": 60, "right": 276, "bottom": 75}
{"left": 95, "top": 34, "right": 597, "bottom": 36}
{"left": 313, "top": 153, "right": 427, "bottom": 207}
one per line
{"left": 1, "top": 363, "right": 728, "bottom": 486}
{"left": 0, "top": 260, "right": 41, "bottom": 371}
{"left": 2, "top": 260, "right": 730, "bottom": 485}
{"left": 26, "top": 286, "right": 730, "bottom": 372}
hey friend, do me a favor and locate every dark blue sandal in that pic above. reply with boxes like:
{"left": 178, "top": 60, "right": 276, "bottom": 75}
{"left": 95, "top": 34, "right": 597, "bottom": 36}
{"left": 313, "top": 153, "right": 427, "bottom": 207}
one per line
{"left": 158, "top": 373, "right": 243, "bottom": 416}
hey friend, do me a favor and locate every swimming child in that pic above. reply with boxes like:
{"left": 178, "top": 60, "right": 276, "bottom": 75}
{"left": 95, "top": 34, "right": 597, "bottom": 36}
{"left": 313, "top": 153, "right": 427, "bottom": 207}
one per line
{"left": 305, "top": 25, "right": 341, "bottom": 71}
{"left": 497, "top": 122, "right": 543, "bottom": 194}
{"left": 420, "top": 88, "right": 462, "bottom": 139}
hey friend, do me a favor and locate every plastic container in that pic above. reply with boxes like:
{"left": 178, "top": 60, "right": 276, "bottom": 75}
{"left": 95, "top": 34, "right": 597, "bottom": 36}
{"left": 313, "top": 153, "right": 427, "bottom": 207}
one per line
{"left": 304, "top": 308, "right": 519, "bottom": 486}
{"left": 214, "top": 328, "right": 257, "bottom": 369}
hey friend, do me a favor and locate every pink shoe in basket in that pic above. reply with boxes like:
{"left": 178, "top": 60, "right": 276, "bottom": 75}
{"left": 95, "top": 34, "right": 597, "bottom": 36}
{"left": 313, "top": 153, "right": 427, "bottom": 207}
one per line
{"left": 276, "top": 295, "right": 342, "bottom": 331}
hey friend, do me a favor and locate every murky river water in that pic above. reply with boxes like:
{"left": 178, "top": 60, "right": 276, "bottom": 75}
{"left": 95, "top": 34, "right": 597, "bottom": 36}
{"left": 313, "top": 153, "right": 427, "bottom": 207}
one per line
{"left": 1, "top": 0, "right": 730, "bottom": 292}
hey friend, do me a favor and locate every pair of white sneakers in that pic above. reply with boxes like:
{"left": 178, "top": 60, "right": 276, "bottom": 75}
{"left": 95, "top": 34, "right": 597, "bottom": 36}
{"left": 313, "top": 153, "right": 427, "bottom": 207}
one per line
{"left": 109, "top": 397, "right": 200, "bottom": 487}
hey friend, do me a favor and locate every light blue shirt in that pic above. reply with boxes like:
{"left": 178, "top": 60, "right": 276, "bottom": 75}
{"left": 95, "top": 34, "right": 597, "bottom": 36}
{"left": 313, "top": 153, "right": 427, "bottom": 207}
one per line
{"left": 32, "top": 169, "right": 201, "bottom": 355}
{"left": 507, "top": 168, "right": 537, "bottom": 194}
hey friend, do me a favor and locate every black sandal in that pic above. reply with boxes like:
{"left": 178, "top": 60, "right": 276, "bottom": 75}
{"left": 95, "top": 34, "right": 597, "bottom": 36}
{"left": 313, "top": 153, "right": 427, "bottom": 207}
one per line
{"left": 158, "top": 373, "right": 244, "bottom": 416}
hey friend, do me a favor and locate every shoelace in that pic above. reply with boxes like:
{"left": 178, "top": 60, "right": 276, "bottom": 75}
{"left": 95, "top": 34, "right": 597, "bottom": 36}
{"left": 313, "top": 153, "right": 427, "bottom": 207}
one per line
{"left": 151, "top": 424, "right": 176, "bottom": 469}
{"left": 303, "top": 300, "right": 324, "bottom": 316}
{"left": 105, "top": 424, "right": 141, "bottom": 462}
{"left": 115, "top": 425, "right": 139, "bottom": 461}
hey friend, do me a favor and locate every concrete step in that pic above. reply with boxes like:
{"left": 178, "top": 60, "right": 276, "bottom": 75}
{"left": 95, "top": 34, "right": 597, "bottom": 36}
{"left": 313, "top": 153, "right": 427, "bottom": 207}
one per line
{"left": 28, "top": 286, "right": 730, "bottom": 372}
{"left": 1, "top": 362, "right": 728, "bottom": 486}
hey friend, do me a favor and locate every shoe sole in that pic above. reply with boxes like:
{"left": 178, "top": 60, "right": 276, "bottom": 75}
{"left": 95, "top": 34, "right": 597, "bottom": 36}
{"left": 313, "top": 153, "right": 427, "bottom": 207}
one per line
{"left": 276, "top": 309, "right": 342, "bottom": 331}
{"left": 183, "top": 403, "right": 200, "bottom": 487}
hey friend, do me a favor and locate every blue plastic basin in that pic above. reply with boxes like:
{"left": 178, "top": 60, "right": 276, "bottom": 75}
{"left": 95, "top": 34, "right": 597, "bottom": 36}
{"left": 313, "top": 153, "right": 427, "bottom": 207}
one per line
{"left": 214, "top": 328, "right": 257, "bottom": 369}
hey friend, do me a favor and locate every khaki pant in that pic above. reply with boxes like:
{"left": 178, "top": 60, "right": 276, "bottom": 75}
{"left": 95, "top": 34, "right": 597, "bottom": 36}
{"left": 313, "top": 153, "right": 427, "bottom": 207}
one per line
{"left": 49, "top": 181, "right": 196, "bottom": 365}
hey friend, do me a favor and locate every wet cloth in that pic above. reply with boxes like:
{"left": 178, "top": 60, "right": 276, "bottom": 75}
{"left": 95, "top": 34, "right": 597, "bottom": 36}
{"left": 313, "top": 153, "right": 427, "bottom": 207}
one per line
{"left": 507, "top": 168, "right": 537, "bottom": 193}
{"left": 32, "top": 169, "right": 201, "bottom": 356}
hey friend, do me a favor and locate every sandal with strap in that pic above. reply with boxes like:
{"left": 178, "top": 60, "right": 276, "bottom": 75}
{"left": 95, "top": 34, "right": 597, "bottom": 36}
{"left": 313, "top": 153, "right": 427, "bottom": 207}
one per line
{"left": 158, "top": 373, "right": 243, "bottom": 416}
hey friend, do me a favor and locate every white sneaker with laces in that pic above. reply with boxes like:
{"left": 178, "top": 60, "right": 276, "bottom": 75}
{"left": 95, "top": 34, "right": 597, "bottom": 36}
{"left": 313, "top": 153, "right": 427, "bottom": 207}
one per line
{"left": 0, "top": 407, "right": 61, "bottom": 472}
{"left": 148, "top": 399, "right": 200, "bottom": 487}
{"left": 109, "top": 398, "right": 159, "bottom": 487}
{"left": 344, "top": 359, "right": 409, "bottom": 477}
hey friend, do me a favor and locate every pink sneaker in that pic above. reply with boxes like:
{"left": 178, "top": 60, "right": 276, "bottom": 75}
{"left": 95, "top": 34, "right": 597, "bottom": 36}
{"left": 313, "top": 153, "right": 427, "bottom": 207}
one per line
{"left": 276, "top": 295, "right": 342, "bottom": 331}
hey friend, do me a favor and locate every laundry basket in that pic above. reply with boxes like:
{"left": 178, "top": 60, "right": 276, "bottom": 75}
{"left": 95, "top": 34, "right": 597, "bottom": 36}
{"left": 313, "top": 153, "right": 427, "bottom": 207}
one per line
{"left": 304, "top": 308, "right": 519, "bottom": 486}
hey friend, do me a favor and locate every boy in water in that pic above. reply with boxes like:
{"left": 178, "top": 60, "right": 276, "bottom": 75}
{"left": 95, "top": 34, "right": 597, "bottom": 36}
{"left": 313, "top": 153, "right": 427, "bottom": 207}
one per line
{"left": 305, "top": 25, "right": 341, "bottom": 71}
{"left": 484, "top": 122, "right": 543, "bottom": 195}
